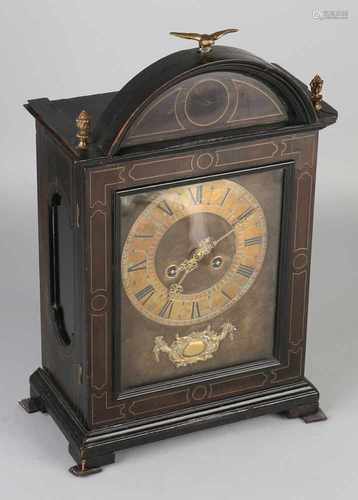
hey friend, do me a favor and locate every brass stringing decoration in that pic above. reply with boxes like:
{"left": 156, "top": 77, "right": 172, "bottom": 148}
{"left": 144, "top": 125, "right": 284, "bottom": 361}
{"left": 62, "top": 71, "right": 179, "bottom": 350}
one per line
{"left": 153, "top": 322, "right": 238, "bottom": 367}
{"left": 170, "top": 29, "right": 239, "bottom": 54}
{"left": 309, "top": 74, "right": 324, "bottom": 111}
{"left": 76, "top": 110, "right": 91, "bottom": 150}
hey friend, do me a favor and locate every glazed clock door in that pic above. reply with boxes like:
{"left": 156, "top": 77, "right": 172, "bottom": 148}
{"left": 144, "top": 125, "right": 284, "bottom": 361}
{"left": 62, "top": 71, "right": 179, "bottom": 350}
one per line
{"left": 114, "top": 164, "right": 286, "bottom": 392}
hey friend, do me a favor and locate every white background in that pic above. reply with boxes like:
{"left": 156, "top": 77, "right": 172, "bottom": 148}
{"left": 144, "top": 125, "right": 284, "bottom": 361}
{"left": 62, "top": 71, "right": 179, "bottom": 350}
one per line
{"left": 0, "top": 1, "right": 357, "bottom": 499}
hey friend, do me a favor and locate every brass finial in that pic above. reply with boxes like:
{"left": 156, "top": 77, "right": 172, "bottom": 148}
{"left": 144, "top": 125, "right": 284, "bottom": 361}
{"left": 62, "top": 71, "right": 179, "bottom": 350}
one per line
{"left": 76, "top": 110, "right": 91, "bottom": 150}
{"left": 170, "top": 29, "right": 239, "bottom": 54}
{"left": 310, "top": 74, "right": 324, "bottom": 112}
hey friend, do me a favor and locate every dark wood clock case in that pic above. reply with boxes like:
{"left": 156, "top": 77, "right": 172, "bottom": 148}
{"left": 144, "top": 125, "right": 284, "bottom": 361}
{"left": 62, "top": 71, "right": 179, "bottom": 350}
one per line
{"left": 21, "top": 42, "right": 337, "bottom": 475}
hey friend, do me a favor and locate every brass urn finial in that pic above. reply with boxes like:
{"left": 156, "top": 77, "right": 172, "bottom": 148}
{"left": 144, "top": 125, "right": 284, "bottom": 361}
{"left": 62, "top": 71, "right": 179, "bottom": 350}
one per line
{"left": 310, "top": 74, "right": 324, "bottom": 112}
{"left": 76, "top": 110, "right": 91, "bottom": 150}
{"left": 170, "top": 28, "right": 239, "bottom": 54}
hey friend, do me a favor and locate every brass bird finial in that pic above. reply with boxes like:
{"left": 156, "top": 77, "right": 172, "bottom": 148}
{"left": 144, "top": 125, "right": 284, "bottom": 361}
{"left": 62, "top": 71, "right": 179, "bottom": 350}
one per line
{"left": 170, "top": 28, "right": 239, "bottom": 54}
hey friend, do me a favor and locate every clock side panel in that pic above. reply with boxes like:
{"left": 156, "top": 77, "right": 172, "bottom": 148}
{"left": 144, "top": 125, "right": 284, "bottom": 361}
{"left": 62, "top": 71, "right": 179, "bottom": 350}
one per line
{"left": 35, "top": 123, "right": 88, "bottom": 418}
{"left": 85, "top": 132, "right": 318, "bottom": 428}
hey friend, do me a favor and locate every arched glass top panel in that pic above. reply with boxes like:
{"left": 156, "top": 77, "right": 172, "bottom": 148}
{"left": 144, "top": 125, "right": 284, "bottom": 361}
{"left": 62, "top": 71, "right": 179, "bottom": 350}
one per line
{"left": 122, "top": 71, "right": 288, "bottom": 147}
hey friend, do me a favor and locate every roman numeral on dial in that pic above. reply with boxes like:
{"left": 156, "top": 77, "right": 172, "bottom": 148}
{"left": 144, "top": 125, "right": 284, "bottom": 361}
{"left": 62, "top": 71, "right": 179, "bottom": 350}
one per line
{"left": 158, "top": 200, "right": 173, "bottom": 216}
{"left": 188, "top": 185, "right": 203, "bottom": 205}
{"left": 221, "top": 289, "right": 232, "bottom": 301}
{"left": 128, "top": 259, "right": 147, "bottom": 272}
{"left": 134, "top": 234, "right": 154, "bottom": 239}
{"left": 245, "top": 236, "right": 263, "bottom": 246}
{"left": 159, "top": 300, "right": 174, "bottom": 319}
{"left": 220, "top": 188, "right": 231, "bottom": 206}
{"left": 237, "top": 264, "right": 254, "bottom": 278}
{"left": 135, "top": 285, "right": 155, "bottom": 304}
{"left": 235, "top": 206, "right": 256, "bottom": 224}
{"left": 191, "top": 301, "right": 201, "bottom": 319}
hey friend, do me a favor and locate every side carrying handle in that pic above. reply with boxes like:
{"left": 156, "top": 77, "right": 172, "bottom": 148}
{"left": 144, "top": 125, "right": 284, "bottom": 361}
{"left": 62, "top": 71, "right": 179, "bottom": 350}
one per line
{"left": 49, "top": 193, "right": 71, "bottom": 346}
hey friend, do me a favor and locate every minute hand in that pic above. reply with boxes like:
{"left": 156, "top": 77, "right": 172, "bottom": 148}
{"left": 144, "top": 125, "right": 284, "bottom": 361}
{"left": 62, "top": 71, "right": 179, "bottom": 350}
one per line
{"left": 212, "top": 206, "right": 256, "bottom": 246}
{"left": 212, "top": 226, "right": 236, "bottom": 247}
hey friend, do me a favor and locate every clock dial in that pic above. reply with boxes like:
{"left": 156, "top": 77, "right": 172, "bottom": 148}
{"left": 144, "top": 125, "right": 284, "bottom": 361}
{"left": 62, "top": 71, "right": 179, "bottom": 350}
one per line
{"left": 121, "top": 178, "right": 267, "bottom": 326}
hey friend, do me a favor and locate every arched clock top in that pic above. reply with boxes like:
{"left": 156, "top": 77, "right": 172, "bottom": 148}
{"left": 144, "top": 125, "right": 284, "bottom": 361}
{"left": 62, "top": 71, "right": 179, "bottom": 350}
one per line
{"left": 25, "top": 45, "right": 338, "bottom": 159}
{"left": 93, "top": 46, "right": 322, "bottom": 155}
{"left": 120, "top": 72, "right": 288, "bottom": 148}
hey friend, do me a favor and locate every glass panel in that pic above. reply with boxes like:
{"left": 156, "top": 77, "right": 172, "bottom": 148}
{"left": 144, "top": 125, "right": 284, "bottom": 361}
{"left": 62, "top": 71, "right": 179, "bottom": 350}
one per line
{"left": 122, "top": 72, "right": 288, "bottom": 147}
{"left": 116, "top": 167, "right": 283, "bottom": 390}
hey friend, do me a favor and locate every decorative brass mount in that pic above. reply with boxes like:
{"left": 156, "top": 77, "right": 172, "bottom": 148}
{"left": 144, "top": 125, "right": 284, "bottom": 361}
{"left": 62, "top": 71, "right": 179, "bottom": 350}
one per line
{"left": 153, "top": 322, "right": 238, "bottom": 367}
{"left": 170, "top": 29, "right": 239, "bottom": 54}
{"left": 76, "top": 110, "right": 91, "bottom": 150}
{"left": 309, "top": 74, "right": 324, "bottom": 112}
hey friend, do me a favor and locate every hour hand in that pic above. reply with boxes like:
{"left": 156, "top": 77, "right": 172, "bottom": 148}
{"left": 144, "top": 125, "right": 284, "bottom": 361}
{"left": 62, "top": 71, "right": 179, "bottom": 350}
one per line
{"left": 177, "top": 237, "right": 215, "bottom": 274}
{"left": 168, "top": 237, "right": 215, "bottom": 298}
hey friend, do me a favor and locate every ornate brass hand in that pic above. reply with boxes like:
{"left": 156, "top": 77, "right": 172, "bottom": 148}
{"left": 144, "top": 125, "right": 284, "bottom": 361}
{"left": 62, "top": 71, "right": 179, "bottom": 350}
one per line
{"left": 168, "top": 237, "right": 215, "bottom": 299}
{"left": 177, "top": 237, "right": 215, "bottom": 274}
{"left": 167, "top": 210, "right": 256, "bottom": 299}
{"left": 170, "top": 29, "right": 239, "bottom": 54}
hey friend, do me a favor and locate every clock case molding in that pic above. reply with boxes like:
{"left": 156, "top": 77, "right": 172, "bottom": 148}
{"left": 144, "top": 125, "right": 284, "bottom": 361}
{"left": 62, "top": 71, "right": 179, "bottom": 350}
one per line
{"left": 23, "top": 45, "right": 337, "bottom": 472}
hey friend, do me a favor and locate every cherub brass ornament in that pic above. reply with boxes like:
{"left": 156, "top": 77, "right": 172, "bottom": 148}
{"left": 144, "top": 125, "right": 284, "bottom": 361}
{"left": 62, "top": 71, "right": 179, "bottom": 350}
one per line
{"left": 170, "top": 29, "right": 239, "bottom": 54}
{"left": 153, "top": 322, "right": 238, "bottom": 367}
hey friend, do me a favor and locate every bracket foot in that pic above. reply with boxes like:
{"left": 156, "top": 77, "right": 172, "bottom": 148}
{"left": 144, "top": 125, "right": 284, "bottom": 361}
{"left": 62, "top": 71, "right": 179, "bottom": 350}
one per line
{"left": 302, "top": 407, "right": 327, "bottom": 423}
{"left": 68, "top": 444, "right": 115, "bottom": 476}
{"left": 69, "top": 461, "right": 103, "bottom": 477}
{"left": 283, "top": 403, "right": 327, "bottom": 423}
{"left": 18, "top": 397, "right": 46, "bottom": 414}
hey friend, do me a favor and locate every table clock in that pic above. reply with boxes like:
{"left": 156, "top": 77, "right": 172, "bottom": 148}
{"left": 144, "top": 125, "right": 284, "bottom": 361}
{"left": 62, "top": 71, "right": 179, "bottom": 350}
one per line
{"left": 20, "top": 29, "right": 337, "bottom": 475}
